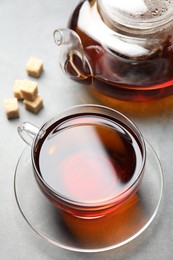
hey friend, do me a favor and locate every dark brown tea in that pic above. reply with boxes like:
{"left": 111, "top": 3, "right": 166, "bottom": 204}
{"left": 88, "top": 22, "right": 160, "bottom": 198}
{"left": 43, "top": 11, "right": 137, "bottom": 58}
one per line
{"left": 34, "top": 113, "right": 143, "bottom": 217}
{"left": 67, "top": 0, "right": 173, "bottom": 101}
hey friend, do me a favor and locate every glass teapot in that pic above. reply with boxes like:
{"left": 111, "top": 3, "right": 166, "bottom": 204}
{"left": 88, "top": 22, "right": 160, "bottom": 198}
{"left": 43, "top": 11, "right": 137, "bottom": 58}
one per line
{"left": 54, "top": 0, "right": 173, "bottom": 101}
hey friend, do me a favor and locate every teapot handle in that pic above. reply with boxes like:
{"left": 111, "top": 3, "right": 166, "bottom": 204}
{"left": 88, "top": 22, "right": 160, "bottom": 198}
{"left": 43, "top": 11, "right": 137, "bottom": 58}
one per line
{"left": 53, "top": 29, "right": 92, "bottom": 81}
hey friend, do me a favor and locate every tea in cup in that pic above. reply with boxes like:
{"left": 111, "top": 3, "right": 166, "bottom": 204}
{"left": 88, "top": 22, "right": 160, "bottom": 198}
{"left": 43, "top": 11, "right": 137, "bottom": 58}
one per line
{"left": 18, "top": 105, "right": 146, "bottom": 219}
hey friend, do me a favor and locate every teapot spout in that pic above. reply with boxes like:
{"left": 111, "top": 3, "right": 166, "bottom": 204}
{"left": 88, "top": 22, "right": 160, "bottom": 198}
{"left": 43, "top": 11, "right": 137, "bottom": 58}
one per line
{"left": 53, "top": 28, "right": 92, "bottom": 81}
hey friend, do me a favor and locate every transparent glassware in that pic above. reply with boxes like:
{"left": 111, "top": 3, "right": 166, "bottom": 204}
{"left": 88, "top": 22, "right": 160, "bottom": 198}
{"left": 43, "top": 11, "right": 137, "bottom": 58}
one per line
{"left": 14, "top": 140, "right": 163, "bottom": 252}
{"left": 54, "top": 0, "right": 173, "bottom": 101}
{"left": 17, "top": 105, "right": 146, "bottom": 219}
{"left": 15, "top": 105, "right": 163, "bottom": 252}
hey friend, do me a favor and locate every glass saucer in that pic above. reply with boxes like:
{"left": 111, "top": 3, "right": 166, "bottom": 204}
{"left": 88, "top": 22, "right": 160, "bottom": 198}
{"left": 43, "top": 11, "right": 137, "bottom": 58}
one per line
{"left": 14, "top": 141, "right": 163, "bottom": 253}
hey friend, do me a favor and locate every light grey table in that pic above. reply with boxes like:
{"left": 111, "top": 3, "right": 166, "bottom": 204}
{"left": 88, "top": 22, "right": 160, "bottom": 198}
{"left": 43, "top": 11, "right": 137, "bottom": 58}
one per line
{"left": 0, "top": 1, "right": 172, "bottom": 259}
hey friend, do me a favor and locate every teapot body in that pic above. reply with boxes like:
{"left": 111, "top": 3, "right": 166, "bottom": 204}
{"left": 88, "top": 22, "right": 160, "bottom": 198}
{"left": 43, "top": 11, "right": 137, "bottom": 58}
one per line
{"left": 66, "top": 0, "right": 173, "bottom": 101}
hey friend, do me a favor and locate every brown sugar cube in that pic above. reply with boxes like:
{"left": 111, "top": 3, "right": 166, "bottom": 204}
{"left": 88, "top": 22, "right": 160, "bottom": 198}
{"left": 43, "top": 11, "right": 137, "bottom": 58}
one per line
{"left": 13, "top": 80, "right": 24, "bottom": 100}
{"left": 26, "top": 57, "right": 43, "bottom": 78}
{"left": 23, "top": 95, "right": 43, "bottom": 114}
{"left": 20, "top": 80, "right": 38, "bottom": 101}
{"left": 4, "top": 98, "right": 19, "bottom": 119}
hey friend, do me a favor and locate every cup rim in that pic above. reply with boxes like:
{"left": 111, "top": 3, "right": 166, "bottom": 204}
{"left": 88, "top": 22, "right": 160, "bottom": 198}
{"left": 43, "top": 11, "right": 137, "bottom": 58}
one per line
{"left": 31, "top": 104, "right": 146, "bottom": 208}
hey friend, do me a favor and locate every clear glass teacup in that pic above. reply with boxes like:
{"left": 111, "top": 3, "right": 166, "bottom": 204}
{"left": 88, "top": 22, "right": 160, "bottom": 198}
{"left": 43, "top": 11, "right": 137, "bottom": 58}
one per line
{"left": 18, "top": 105, "right": 146, "bottom": 219}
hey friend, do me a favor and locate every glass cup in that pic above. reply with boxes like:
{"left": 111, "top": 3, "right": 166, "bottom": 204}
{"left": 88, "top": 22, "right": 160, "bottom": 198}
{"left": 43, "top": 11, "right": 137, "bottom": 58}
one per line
{"left": 17, "top": 104, "right": 146, "bottom": 219}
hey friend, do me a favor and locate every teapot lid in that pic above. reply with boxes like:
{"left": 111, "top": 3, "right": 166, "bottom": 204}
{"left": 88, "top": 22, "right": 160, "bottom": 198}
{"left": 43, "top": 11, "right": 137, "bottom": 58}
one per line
{"left": 98, "top": 0, "right": 173, "bottom": 31}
